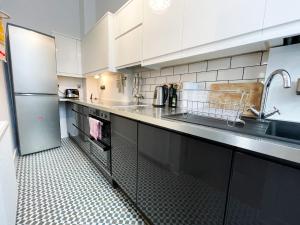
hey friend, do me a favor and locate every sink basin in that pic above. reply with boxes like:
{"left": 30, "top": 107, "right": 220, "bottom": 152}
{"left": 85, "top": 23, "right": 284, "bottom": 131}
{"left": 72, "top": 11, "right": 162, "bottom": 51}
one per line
{"left": 265, "top": 120, "right": 300, "bottom": 144}
{"left": 163, "top": 113, "right": 300, "bottom": 144}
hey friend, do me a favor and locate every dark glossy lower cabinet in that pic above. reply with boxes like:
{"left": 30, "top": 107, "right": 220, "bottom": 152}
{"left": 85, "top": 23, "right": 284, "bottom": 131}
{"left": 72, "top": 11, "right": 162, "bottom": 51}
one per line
{"left": 225, "top": 152, "right": 300, "bottom": 225}
{"left": 111, "top": 115, "right": 138, "bottom": 203}
{"left": 137, "top": 123, "right": 233, "bottom": 225}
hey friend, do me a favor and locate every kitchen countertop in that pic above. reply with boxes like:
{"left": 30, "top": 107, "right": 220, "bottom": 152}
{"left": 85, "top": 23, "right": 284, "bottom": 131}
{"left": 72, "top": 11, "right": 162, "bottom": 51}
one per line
{"left": 63, "top": 99, "right": 300, "bottom": 165}
{"left": 0, "top": 121, "right": 9, "bottom": 141}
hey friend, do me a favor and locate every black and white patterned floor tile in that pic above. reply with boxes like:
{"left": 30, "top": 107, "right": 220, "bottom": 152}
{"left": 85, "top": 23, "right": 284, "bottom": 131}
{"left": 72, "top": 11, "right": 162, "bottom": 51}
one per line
{"left": 16, "top": 138, "right": 145, "bottom": 225}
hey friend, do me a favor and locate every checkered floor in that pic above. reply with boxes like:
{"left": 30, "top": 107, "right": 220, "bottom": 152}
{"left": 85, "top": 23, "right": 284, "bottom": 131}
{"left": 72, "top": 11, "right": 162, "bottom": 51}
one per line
{"left": 16, "top": 138, "right": 145, "bottom": 225}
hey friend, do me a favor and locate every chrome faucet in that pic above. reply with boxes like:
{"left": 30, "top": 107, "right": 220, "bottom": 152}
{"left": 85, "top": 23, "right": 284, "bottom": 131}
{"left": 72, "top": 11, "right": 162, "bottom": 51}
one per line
{"left": 134, "top": 93, "right": 144, "bottom": 105}
{"left": 249, "top": 69, "right": 291, "bottom": 119}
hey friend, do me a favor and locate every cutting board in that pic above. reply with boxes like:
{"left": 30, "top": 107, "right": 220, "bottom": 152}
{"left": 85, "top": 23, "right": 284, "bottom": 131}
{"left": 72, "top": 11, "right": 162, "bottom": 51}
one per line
{"left": 209, "top": 82, "right": 264, "bottom": 117}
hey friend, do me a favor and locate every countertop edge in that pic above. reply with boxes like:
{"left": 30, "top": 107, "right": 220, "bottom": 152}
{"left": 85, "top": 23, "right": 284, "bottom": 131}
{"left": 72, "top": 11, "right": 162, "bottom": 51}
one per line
{"left": 65, "top": 99, "right": 300, "bottom": 165}
{"left": 0, "top": 121, "right": 9, "bottom": 141}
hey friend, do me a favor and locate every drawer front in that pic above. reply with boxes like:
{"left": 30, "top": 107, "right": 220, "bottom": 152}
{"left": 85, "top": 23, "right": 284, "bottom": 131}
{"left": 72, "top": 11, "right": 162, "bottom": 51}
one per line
{"left": 70, "top": 124, "right": 90, "bottom": 154}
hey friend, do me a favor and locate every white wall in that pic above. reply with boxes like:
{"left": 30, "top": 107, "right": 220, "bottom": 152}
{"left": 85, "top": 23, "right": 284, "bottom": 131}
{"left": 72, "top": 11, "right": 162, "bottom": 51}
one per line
{"left": 85, "top": 72, "right": 134, "bottom": 102}
{"left": 81, "top": 0, "right": 127, "bottom": 35}
{"left": 266, "top": 44, "right": 300, "bottom": 123}
{"left": 0, "top": 62, "right": 16, "bottom": 159}
{"left": 0, "top": 0, "right": 81, "bottom": 38}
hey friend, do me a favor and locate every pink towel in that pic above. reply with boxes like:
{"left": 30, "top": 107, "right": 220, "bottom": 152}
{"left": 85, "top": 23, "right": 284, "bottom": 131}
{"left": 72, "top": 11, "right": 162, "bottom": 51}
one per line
{"left": 89, "top": 117, "right": 103, "bottom": 140}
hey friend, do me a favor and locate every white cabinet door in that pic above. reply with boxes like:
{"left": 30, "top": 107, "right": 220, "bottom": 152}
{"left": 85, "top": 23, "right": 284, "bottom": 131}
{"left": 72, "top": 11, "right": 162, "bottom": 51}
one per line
{"left": 115, "top": 0, "right": 143, "bottom": 38}
{"left": 182, "top": 0, "right": 265, "bottom": 49}
{"left": 115, "top": 26, "right": 142, "bottom": 68}
{"left": 143, "top": 0, "right": 184, "bottom": 61}
{"left": 55, "top": 34, "right": 81, "bottom": 77}
{"left": 264, "top": 0, "right": 300, "bottom": 29}
{"left": 82, "top": 13, "right": 114, "bottom": 75}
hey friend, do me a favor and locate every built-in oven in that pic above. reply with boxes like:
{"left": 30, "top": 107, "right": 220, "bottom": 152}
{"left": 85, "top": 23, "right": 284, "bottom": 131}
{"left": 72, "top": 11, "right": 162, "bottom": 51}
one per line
{"left": 88, "top": 108, "right": 111, "bottom": 180}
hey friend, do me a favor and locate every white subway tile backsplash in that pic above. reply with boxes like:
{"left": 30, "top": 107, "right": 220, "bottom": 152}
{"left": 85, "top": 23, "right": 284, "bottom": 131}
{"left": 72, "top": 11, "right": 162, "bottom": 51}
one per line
{"left": 150, "top": 70, "right": 161, "bottom": 77}
{"left": 145, "top": 77, "right": 156, "bottom": 84}
{"left": 143, "top": 98, "right": 153, "bottom": 104}
{"left": 150, "top": 85, "right": 157, "bottom": 91}
{"left": 145, "top": 92, "right": 154, "bottom": 99}
{"left": 156, "top": 76, "right": 167, "bottom": 84}
{"left": 229, "top": 79, "right": 258, "bottom": 84}
{"left": 167, "top": 75, "right": 181, "bottom": 83}
{"left": 189, "top": 61, "right": 207, "bottom": 73}
{"left": 217, "top": 68, "right": 243, "bottom": 81}
{"left": 197, "top": 71, "right": 217, "bottom": 82}
{"left": 139, "top": 51, "right": 268, "bottom": 105}
{"left": 207, "top": 58, "right": 230, "bottom": 71}
{"left": 141, "top": 85, "right": 151, "bottom": 92}
{"left": 161, "top": 67, "right": 173, "bottom": 76}
{"left": 231, "top": 52, "right": 262, "bottom": 68}
{"left": 181, "top": 73, "right": 197, "bottom": 82}
{"left": 141, "top": 71, "right": 151, "bottom": 78}
{"left": 182, "top": 82, "right": 205, "bottom": 90}
{"left": 174, "top": 65, "right": 189, "bottom": 75}
{"left": 261, "top": 51, "right": 269, "bottom": 65}
{"left": 243, "top": 65, "right": 266, "bottom": 79}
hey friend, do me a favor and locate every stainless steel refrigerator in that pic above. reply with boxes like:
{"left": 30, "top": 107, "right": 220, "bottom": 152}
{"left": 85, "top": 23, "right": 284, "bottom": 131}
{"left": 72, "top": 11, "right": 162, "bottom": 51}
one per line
{"left": 7, "top": 24, "right": 61, "bottom": 155}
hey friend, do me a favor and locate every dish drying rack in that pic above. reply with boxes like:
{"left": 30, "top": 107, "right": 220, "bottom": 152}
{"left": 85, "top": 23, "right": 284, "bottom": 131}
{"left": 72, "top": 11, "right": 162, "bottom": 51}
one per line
{"left": 180, "top": 89, "right": 249, "bottom": 126}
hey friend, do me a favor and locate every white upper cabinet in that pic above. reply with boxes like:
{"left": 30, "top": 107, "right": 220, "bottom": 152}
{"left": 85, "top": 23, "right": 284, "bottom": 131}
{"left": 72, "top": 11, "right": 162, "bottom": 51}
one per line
{"left": 114, "top": 0, "right": 143, "bottom": 68}
{"left": 264, "top": 0, "right": 300, "bottom": 29}
{"left": 142, "top": 0, "right": 185, "bottom": 61}
{"left": 82, "top": 12, "right": 115, "bottom": 76}
{"left": 262, "top": 0, "right": 300, "bottom": 40}
{"left": 115, "top": 26, "right": 142, "bottom": 68}
{"left": 182, "top": 0, "right": 265, "bottom": 49}
{"left": 114, "top": 0, "right": 143, "bottom": 38}
{"left": 55, "top": 34, "right": 82, "bottom": 77}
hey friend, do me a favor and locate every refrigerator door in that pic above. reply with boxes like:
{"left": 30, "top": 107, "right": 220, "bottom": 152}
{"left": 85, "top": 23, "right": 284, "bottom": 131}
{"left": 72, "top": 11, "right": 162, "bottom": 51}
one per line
{"left": 15, "top": 94, "right": 61, "bottom": 155}
{"left": 8, "top": 25, "right": 58, "bottom": 94}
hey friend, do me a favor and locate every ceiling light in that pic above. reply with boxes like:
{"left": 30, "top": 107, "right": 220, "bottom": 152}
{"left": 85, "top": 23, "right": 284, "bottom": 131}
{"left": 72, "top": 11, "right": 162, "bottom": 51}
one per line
{"left": 94, "top": 75, "right": 100, "bottom": 79}
{"left": 149, "top": 0, "right": 171, "bottom": 13}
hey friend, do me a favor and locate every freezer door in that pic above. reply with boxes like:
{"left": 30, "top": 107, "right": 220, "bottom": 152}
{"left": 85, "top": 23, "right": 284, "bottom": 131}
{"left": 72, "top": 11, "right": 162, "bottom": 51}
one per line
{"left": 8, "top": 25, "right": 58, "bottom": 94}
{"left": 15, "top": 94, "right": 61, "bottom": 155}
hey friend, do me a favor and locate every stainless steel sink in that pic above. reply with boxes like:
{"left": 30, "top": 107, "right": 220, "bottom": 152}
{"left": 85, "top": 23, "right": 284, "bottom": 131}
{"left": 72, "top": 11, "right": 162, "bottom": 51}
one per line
{"left": 111, "top": 104, "right": 149, "bottom": 108}
{"left": 265, "top": 120, "right": 300, "bottom": 144}
{"left": 163, "top": 113, "right": 300, "bottom": 144}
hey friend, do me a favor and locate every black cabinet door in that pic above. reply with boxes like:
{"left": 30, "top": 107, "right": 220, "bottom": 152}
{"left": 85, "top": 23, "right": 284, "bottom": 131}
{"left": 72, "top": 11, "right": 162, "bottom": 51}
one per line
{"left": 226, "top": 152, "right": 300, "bottom": 225}
{"left": 138, "top": 123, "right": 233, "bottom": 225}
{"left": 77, "top": 106, "right": 89, "bottom": 136}
{"left": 111, "top": 115, "right": 138, "bottom": 203}
{"left": 66, "top": 102, "right": 76, "bottom": 137}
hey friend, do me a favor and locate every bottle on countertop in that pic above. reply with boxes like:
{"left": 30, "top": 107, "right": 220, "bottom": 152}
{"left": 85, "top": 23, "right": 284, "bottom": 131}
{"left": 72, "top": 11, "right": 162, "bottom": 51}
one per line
{"left": 169, "top": 84, "right": 178, "bottom": 108}
{"left": 168, "top": 84, "right": 175, "bottom": 106}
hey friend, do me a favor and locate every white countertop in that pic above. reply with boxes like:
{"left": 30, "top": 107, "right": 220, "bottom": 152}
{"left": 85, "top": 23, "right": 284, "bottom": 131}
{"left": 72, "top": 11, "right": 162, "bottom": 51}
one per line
{"left": 65, "top": 99, "right": 300, "bottom": 165}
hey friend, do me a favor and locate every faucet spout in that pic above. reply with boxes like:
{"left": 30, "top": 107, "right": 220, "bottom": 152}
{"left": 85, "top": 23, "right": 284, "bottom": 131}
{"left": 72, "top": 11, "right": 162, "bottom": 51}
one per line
{"left": 250, "top": 69, "right": 292, "bottom": 119}
{"left": 265, "top": 69, "right": 291, "bottom": 88}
